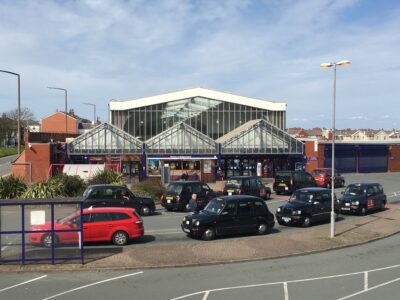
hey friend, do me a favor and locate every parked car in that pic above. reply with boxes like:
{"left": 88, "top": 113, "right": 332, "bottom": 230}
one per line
{"left": 161, "top": 181, "right": 220, "bottom": 211}
{"left": 222, "top": 176, "right": 271, "bottom": 200}
{"left": 181, "top": 195, "right": 275, "bottom": 240}
{"left": 273, "top": 170, "right": 317, "bottom": 195}
{"left": 28, "top": 207, "right": 144, "bottom": 247}
{"left": 311, "top": 168, "right": 345, "bottom": 188}
{"left": 339, "top": 182, "right": 387, "bottom": 215}
{"left": 276, "top": 187, "right": 340, "bottom": 227}
{"left": 82, "top": 184, "right": 156, "bottom": 216}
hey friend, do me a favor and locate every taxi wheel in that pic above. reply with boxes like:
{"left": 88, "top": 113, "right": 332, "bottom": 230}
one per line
{"left": 360, "top": 207, "right": 367, "bottom": 216}
{"left": 380, "top": 201, "right": 386, "bottom": 211}
{"left": 112, "top": 231, "right": 128, "bottom": 246}
{"left": 265, "top": 192, "right": 271, "bottom": 200}
{"left": 140, "top": 205, "right": 151, "bottom": 216}
{"left": 202, "top": 228, "right": 216, "bottom": 241}
{"left": 302, "top": 217, "right": 311, "bottom": 227}
{"left": 257, "top": 223, "right": 268, "bottom": 235}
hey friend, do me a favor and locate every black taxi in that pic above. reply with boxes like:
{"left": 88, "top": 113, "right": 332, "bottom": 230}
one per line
{"left": 181, "top": 195, "right": 275, "bottom": 240}
{"left": 276, "top": 187, "right": 340, "bottom": 227}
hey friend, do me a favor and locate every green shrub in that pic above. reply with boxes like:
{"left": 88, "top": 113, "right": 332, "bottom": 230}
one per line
{"left": 49, "top": 174, "right": 87, "bottom": 197}
{"left": 131, "top": 180, "right": 166, "bottom": 203}
{"left": 88, "top": 169, "right": 123, "bottom": 185}
{"left": 23, "top": 180, "right": 63, "bottom": 199}
{"left": 0, "top": 175, "right": 27, "bottom": 199}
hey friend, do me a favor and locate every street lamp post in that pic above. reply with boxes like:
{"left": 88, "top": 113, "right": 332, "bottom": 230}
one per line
{"left": 48, "top": 87, "right": 68, "bottom": 133}
{"left": 320, "top": 59, "right": 350, "bottom": 238}
{"left": 0, "top": 70, "right": 21, "bottom": 154}
{"left": 82, "top": 102, "right": 96, "bottom": 125}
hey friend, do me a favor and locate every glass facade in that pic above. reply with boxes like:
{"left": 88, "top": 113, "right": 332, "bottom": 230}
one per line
{"left": 68, "top": 123, "right": 143, "bottom": 155}
{"left": 111, "top": 96, "right": 286, "bottom": 141}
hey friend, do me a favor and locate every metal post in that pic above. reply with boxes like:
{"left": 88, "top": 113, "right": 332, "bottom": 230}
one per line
{"left": 321, "top": 59, "right": 350, "bottom": 238}
{"left": 83, "top": 102, "right": 96, "bottom": 125}
{"left": 330, "top": 65, "right": 337, "bottom": 238}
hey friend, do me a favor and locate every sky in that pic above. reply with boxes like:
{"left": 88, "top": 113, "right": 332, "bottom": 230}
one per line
{"left": 0, "top": 0, "right": 399, "bottom": 130}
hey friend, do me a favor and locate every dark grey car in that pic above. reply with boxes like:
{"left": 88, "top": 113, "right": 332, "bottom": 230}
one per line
{"left": 82, "top": 184, "right": 156, "bottom": 216}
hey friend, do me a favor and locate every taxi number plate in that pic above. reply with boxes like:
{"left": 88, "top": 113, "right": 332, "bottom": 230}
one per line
{"left": 227, "top": 190, "right": 234, "bottom": 193}
{"left": 167, "top": 200, "right": 171, "bottom": 203}
{"left": 282, "top": 217, "right": 291, "bottom": 222}
{"left": 345, "top": 203, "right": 350, "bottom": 206}
{"left": 341, "top": 207, "right": 350, "bottom": 211}
{"left": 183, "top": 228, "right": 190, "bottom": 233}
{"left": 279, "top": 183, "right": 286, "bottom": 187}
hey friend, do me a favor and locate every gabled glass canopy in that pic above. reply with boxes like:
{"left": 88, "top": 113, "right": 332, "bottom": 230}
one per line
{"left": 217, "top": 119, "right": 303, "bottom": 154}
{"left": 68, "top": 123, "right": 143, "bottom": 155}
{"left": 146, "top": 122, "right": 218, "bottom": 154}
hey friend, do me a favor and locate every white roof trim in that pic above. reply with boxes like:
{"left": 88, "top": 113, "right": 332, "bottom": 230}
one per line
{"left": 109, "top": 87, "right": 286, "bottom": 111}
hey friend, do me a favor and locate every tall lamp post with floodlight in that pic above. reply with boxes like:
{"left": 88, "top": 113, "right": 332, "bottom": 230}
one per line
{"left": 320, "top": 59, "right": 350, "bottom": 238}
{"left": 48, "top": 87, "right": 68, "bottom": 133}
{"left": 0, "top": 70, "right": 21, "bottom": 154}
{"left": 83, "top": 102, "right": 96, "bottom": 125}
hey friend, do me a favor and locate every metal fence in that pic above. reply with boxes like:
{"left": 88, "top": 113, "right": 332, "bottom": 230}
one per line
{"left": 0, "top": 198, "right": 84, "bottom": 264}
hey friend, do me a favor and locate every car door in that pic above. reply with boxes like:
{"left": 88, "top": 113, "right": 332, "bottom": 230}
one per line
{"left": 250, "top": 179, "right": 259, "bottom": 197}
{"left": 236, "top": 199, "right": 256, "bottom": 233}
{"left": 311, "top": 193, "right": 325, "bottom": 222}
{"left": 216, "top": 201, "right": 237, "bottom": 235}
{"left": 319, "top": 191, "right": 332, "bottom": 221}
{"left": 84, "top": 188, "right": 107, "bottom": 207}
{"left": 84, "top": 212, "right": 113, "bottom": 241}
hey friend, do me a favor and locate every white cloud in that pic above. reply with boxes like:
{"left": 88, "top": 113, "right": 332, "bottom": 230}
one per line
{"left": 0, "top": 0, "right": 399, "bottom": 128}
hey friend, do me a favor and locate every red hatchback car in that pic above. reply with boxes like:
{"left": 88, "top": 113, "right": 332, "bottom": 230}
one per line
{"left": 29, "top": 207, "right": 144, "bottom": 247}
{"left": 311, "top": 168, "right": 345, "bottom": 189}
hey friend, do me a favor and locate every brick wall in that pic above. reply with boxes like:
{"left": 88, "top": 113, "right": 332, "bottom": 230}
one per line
{"left": 41, "top": 112, "right": 77, "bottom": 134}
{"left": 388, "top": 144, "right": 400, "bottom": 172}
{"left": 304, "top": 140, "right": 319, "bottom": 173}
{"left": 12, "top": 143, "right": 51, "bottom": 183}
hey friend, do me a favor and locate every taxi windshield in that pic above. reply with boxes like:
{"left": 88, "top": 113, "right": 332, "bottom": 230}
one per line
{"left": 204, "top": 198, "right": 226, "bottom": 214}
{"left": 344, "top": 185, "right": 364, "bottom": 196}
{"left": 289, "top": 191, "right": 315, "bottom": 203}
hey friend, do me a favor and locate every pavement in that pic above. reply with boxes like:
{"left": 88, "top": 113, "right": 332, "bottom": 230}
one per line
{"left": 1, "top": 202, "right": 400, "bottom": 273}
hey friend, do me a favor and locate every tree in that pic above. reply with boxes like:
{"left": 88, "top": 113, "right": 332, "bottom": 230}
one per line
{"left": 6, "top": 107, "right": 37, "bottom": 128}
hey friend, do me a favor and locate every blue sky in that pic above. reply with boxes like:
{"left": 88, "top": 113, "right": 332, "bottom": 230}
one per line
{"left": 1, "top": 0, "right": 399, "bottom": 129}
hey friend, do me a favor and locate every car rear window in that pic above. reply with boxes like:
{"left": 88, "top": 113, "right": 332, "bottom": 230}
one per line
{"left": 275, "top": 172, "right": 291, "bottom": 180}
{"left": 226, "top": 179, "right": 242, "bottom": 187}
{"left": 166, "top": 183, "right": 183, "bottom": 194}
{"left": 312, "top": 170, "right": 326, "bottom": 176}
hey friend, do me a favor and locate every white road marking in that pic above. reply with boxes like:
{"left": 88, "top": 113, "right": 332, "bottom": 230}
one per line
{"left": 337, "top": 277, "right": 400, "bottom": 300}
{"left": 364, "top": 272, "right": 368, "bottom": 290}
{"left": 170, "top": 264, "right": 400, "bottom": 299}
{"left": 0, "top": 275, "right": 47, "bottom": 293}
{"left": 202, "top": 291, "right": 210, "bottom": 300}
{"left": 283, "top": 282, "right": 289, "bottom": 300}
{"left": 42, "top": 271, "right": 143, "bottom": 300}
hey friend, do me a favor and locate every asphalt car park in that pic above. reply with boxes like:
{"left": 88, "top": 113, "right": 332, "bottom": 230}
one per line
{"left": 1, "top": 173, "right": 400, "bottom": 259}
